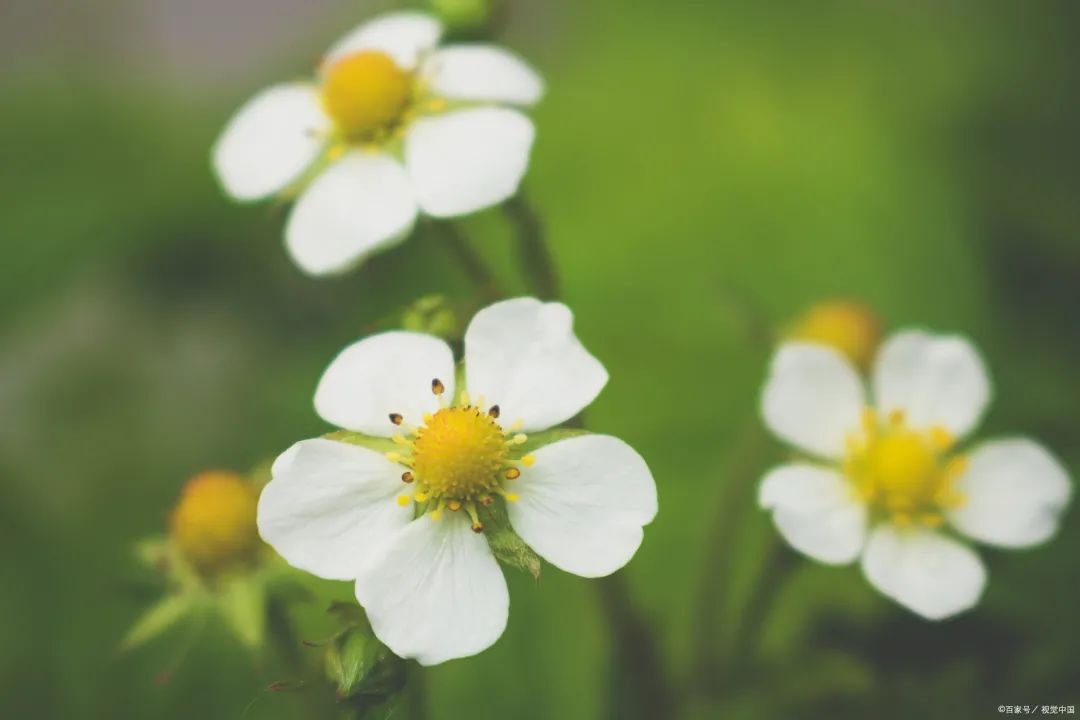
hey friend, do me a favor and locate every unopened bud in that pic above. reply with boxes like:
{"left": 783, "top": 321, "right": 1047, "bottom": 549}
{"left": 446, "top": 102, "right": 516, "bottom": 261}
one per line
{"left": 785, "top": 300, "right": 882, "bottom": 370}
{"left": 170, "top": 470, "right": 260, "bottom": 576}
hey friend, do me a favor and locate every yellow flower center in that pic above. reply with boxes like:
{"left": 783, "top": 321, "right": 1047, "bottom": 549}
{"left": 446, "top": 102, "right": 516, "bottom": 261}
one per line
{"left": 321, "top": 51, "right": 412, "bottom": 140}
{"left": 170, "top": 471, "right": 260, "bottom": 575}
{"left": 385, "top": 380, "right": 534, "bottom": 532}
{"left": 786, "top": 300, "right": 882, "bottom": 371}
{"left": 844, "top": 409, "right": 968, "bottom": 528}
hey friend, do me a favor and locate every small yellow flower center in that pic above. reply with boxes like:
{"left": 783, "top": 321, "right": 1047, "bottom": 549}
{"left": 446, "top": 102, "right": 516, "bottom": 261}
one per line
{"left": 385, "top": 380, "right": 534, "bottom": 532}
{"left": 170, "top": 471, "right": 260, "bottom": 575}
{"left": 412, "top": 406, "right": 508, "bottom": 497}
{"left": 321, "top": 51, "right": 412, "bottom": 140}
{"left": 844, "top": 409, "right": 968, "bottom": 528}
{"left": 786, "top": 300, "right": 882, "bottom": 371}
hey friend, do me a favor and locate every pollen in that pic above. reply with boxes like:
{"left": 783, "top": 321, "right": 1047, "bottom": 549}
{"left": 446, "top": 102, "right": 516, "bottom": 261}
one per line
{"left": 170, "top": 470, "right": 260, "bottom": 576}
{"left": 844, "top": 409, "right": 968, "bottom": 527}
{"left": 321, "top": 51, "right": 412, "bottom": 141}
{"left": 384, "top": 382, "right": 535, "bottom": 527}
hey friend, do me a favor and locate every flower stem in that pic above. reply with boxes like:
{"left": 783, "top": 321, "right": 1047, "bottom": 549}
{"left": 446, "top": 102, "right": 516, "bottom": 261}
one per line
{"left": 727, "top": 536, "right": 797, "bottom": 683}
{"left": 690, "top": 421, "right": 770, "bottom": 694}
{"left": 508, "top": 193, "right": 673, "bottom": 719}
{"left": 504, "top": 194, "right": 560, "bottom": 300}
{"left": 595, "top": 573, "right": 678, "bottom": 720}
{"left": 434, "top": 219, "right": 503, "bottom": 302}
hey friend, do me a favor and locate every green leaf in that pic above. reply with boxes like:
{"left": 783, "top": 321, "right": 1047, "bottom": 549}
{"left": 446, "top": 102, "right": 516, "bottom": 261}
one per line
{"left": 216, "top": 576, "right": 266, "bottom": 649}
{"left": 326, "top": 625, "right": 406, "bottom": 700}
{"left": 480, "top": 501, "right": 542, "bottom": 580}
{"left": 120, "top": 593, "right": 195, "bottom": 652}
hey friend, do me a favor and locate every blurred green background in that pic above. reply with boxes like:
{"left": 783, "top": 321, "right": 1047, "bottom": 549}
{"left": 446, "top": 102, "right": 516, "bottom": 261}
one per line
{"left": 2, "top": 0, "right": 1079, "bottom": 718}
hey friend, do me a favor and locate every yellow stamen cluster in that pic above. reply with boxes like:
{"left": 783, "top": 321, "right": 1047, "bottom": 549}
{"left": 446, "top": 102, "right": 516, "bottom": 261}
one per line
{"left": 321, "top": 51, "right": 413, "bottom": 141}
{"left": 387, "top": 381, "right": 534, "bottom": 532}
{"left": 844, "top": 409, "right": 968, "bottom": 528}
{"left": 170, "top": 470, "right": 260, "bottom": 575}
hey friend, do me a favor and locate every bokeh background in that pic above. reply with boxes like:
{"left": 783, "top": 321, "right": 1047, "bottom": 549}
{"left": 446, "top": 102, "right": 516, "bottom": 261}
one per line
{"left": 2, "top": 0, "right": 1079, "bottom": 718}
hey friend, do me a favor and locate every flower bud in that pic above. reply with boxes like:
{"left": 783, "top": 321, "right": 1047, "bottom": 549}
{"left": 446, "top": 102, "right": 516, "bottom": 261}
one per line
{"left": 785, "top": 300, "right": 883, "bottom": 370}
{"left": 428, "top": 0, "right": 501, "bottom": 36}
{"left": 170, "top": 470, "right": 260, "bottom": 576}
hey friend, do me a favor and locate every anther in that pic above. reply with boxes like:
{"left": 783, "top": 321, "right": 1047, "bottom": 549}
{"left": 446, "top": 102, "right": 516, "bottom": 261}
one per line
{"left": 396, "top": 495, "right": 410, "bottom": 507}
{"left": 521, "top": 454, "right": 535, "bottom": 467}
{"left": 392, "top": 434, "right": 410, "bottom": 445}
{"left": 385, "top": 452, "right": 403, "bottom": 463}
{"left": 401, "top": 471, "right": 414, "bottom": 483}
{"left": 505, "top": 467, "right": 521, "bottom": 480}
{"left": 511, "top": 433, "right": 527, "bottom": 445}
{"left": 479, "top": 495, "right": 494, "bottom": 507}
{"left": 389, "top": 413, "right": 403, "bottom": 425}
{"left": 488, "top": 404, "right": 500, "bottom": 418}
{"left": 431, "top": 378, "right": 445, "bottom": 396}
{"left": 466, "top": 503, "right": 483, "bottom": 532}
{"left": 448, "top": 500, "right": 463, "bottom": 512}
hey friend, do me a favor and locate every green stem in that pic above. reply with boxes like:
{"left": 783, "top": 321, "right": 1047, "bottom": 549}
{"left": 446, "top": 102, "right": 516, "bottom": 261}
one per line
{"left": 505, "top": 194, "right": 559, "bottom": 299}
{"left": 509, "top": 194, "right": 673, "bottom": 719}
{"left": 690, "top": 421, "right": 770, "bottom": 694}
{"left": 436, "top": 219, "right": 503, "bottom": 302}
{"left": 726, "top": 536, "right": 797, "bottom": 684}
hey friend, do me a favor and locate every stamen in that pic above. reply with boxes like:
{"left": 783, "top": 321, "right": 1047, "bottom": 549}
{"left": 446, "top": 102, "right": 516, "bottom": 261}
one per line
{"left": 521, "top": 454, "right": 535, "bottom": 467}
{"left": 505, "top": 467, "right": 521, "bottom": 480}
{"left": 396, "top": 495, "right": 411, "bottom": 507}
{"left": 401, "top": 471, "right": 414, "bottom": 484}
{"left": 414, "top": 490, "right": 430, "bottom": 503}
{"left": 431, "top": 378, "right": 445, "bottom": 396}
{"left": 388, "top": 413, "right": 403, "bottom": 426}
{"left": 511, "top": 433, "right": 527, "bottom": 446}
{"left": 459, "top": 389, "right": 471, "bottom": 406}
{"left": 465, "top": 502, "right": 483, "bottom": 532}
{"left": 447, "top": 500, "right": 463, "bottom": 512}
{"left": 392, "top": 434, "right": 411, "bottom": 446}
{"left": 479, "top": 495, "right": 494, "bottom": 507}
{"left": 488, "top": 405, "right": 501, "bottom": 418}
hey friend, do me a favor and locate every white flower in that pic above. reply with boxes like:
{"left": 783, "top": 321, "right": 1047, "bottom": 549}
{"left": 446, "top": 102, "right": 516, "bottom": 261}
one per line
{"left": 212, "top": 11, "right": 543, "bottom": 276}
{"left": 257, "top": 298, "right": 658, "bottom": 664}
{"left": 759, "top": 330, "right": 1071, "bottom": 620}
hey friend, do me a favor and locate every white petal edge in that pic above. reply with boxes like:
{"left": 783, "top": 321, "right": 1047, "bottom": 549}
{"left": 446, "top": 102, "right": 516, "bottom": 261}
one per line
{"left": 405, "top": 107, "right": 535, "bottom": 218}
{"left": 257, "top": 438, "right": 412, "bottom": 580}
{"left": 872, "top": 330, "right": 992, "bottom": 438}
{"left": 285, "top": 152, "right": 418, "bottom": 276}
{"left": 948, "top": 438, "right": 1071, "bottom": 548}
{"left": 761, "top": 343, "right": 866, "bottom": 459}
{"left": 759, "top": 463, "right": 867, "bottom": 565}
{"left": 315, "top": 331, "right": 455, "bottom": 436}
{"left": 421, "top": 44, "right": 544, "bottom": 105}
{"left": 464, "top": 298, "right": 608, "bottom": 432}
{"left": 507, "top": 434, "right": 658, "bottom": 578}
{"left": 212, "top": 83, "right": 328, "bottom": 202}
{"left": 861, "top": 525, "right": 986, "bottom": 620}
{"left": 355, "top": 513, "right": 508, "bottom": 665}
{"left": 323, "top": 11, "right": 442, "bottom": 71}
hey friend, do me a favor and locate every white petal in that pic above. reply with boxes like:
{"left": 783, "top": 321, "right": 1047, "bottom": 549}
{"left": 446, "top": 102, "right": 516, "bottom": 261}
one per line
{"left": 861, "top": 525, "right": 986, "bottom": 620}
{"left": 405, "top": 107, "right": 534, "bottom": 217}
{"left": 948, "top": 438, "right": 1071, "bottom": 548}
{"left": 285, "top": 152, "right": 418, "bottom": 276}
{"left": 355, "top": 513, "right": 508, "bottom": 665}
{"left": 464, "top": 298, "right": 607, "bottom": 432}
{"left": 507, "top": 435, "right": 657, "bottom": 578}
{"left": 761, "top": 343, "right": 865, "bottom": 459}
{"left": 872, "top": 330, "right": 991, "bottom": 438}
{"left": 323, "top": 11, "right": 442, "bottom": 70}
{"left": 257, "top": 439, "right": 411, "bottom": 580}
{"left": 212, "top": 83, "right": 328, "bottom": 201}
{"left": 315, "top": 331, "right": 455, "bottom": 435}
{"left": 421, "top": 44, "right": 544, "bottom": 105}
{"left": 759, "top": 464, "right": 867, "bottom": 565}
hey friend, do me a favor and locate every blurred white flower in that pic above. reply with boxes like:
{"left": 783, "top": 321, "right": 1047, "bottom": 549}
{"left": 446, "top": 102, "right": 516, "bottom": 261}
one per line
{"left": 759, "top": 330, "right": 1071, "bottom": 620}
{"left": 257, "top": 298, "right": 657, "bottom": 664}
{"left": 212, "top": 12, "right": 543, "bottom": 275}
